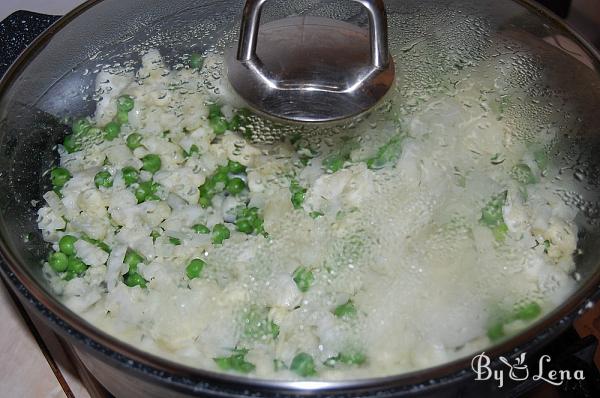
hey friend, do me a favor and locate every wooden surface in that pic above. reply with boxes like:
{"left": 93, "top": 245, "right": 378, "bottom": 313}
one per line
{"left": 0, "top": 283, "right": 91, "bottom": 398}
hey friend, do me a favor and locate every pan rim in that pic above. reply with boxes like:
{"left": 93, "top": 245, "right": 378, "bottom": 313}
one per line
{"left": 1, "top": 0, "right": 600, "bottom": 394}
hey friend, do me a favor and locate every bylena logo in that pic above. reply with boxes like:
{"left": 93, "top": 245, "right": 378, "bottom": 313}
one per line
{"left": 471, "top": 352, "right": 585, "bottom": 388}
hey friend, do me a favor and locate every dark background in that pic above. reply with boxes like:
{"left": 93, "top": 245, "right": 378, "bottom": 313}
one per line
{"left": 541, "top": 0, "right": 600, "bottom": 49}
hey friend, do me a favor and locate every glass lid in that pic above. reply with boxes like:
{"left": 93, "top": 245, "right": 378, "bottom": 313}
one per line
{"left": 0, "top": 0, "right": 599, "bottom": 388}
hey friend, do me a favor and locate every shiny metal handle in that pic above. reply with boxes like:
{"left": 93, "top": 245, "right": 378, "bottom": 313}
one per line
{"left": 236, "top": 0, "right": 390, "bottom": 69}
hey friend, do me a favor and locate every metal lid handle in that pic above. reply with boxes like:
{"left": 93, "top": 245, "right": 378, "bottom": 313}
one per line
{"left": 237, "top": 0, "right": 390, "bottom": 69}
{"left": 227, "top": 0, "right": 395, "bottom": 122}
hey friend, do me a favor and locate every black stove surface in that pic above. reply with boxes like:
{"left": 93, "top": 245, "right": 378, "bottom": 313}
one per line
{"left": 0, "top": 11, "right": 60, "bottom": 78}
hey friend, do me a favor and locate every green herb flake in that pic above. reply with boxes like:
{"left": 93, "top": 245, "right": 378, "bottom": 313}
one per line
{"left": 490, "top": 153, "right": 505, "bottom": 165}
{"left": 324, "top": 351, "right": 366, "bottom": 367}
{"left": 366, "top": 134, "right": 404, "bottom": 170}
{"left": 480, "top": 190, "right": 509, "bottom": 242}
{"left": 334, "top": 300, "right": 357, "bottom": 319}
{"left": 292, "top": 266, "right": 314, "bottom": 293}
{"left": 290, "top": 179, "right": 307, "bottom": 209}
{"left": 511, "top": 163, "right": 536, "bottom": 185}
{"left": 213, "top": 348, "right": 256, "bottom": 374}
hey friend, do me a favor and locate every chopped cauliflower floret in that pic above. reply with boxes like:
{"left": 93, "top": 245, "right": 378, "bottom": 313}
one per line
{"left": 304, "top": 163, "right": 373, "bottom": 215}
{"left": 74, "top": 240, "right": 109, "bottom": 266}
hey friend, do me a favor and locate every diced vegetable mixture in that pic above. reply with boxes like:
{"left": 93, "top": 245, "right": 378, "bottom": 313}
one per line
{"left": 37, "top": 49, "right": 580, "bottom": 380}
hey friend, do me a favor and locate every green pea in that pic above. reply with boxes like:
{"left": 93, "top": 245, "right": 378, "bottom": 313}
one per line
{"left": 236, "top": 208, "right": 251, "bottom": 219}
{"left": 63, "top": 270, "right": 76, "bottom": 281}
{"left": 63, "top": 135, "right": 79, "bottom": 153}
{"left": 72, "top": 118, "right": 91, "bottom": 136}
{"left": 334, "top": 300, "right": 357, "bottom": 319}
{"left": 121, "top": 166, "right": 139, "bottom": 186}
{"left": 124, "top": 250, "right": 144, "bottom": 273}
{"left": 94, "top": 170, "right": 113, "bottom": 188}
{"left": 212, "top": 166, "right": 230, "bottom": 184}
{"left": 51, "top": 167, "right": 71, "bottom": 188}
{"left": 125, "top": 272, "right": 146, "bottom": 288}
{"left": 203, "top": 178, "right": 217, "bottom": 191}
{"left": 487, "top": 323, "right": 505, "bottom": 342}
{"left": 252, "top": 217, "right": 265, "bottom": 235}
{"left": 212, "top": 223, "right": 230, "bottom": 244}
{"left": 192, "top": 224, "right": 210, "bottom": 234}
{"left": 67, "top": 256, "right": 87, "bottom": 275}
{"left": 142, "top": 154, "right": 161, "bottom": 173}
{"left": 226, "top": 178, "right": 245, "bottom": 195}
{"left": 293, "top": 267, "right": 314, "bottom": 293}
{"left": 126, "top": 133, "right": 143, "bottom": 150}
{"left": 58, "top": 235, "right": 78, "bottom": 256}
{"left": 235, "top": 206, "right": 265, "bottom": 235}
{"left": 117, "top": 95, "right": 134, "bottom": 113}
{"left": 135, "top": 182, "right": 151, "bottom": 203}
{"left": 104, "top": 121, "right": 121, "bottom": 141}
{"left": 49, "top": 252, "right": 68, "bottom": 272}
{"left": 186, "top": 258, "right": 205, "bottom": 279}
{"left": 116, "top": 110, "right": 129, "bottom": 124}
{"left": 210, "top": 116, "right": 228, "bottom": 135}
{"left": 514, "top": 302, "right": 542, "bottom": 321}
{"left": 208, "top": 103, "right": 223, "bottom": 119}
{"left": 169, "top": 236, "right": 181, "bottom": 246}
{"left": 198, "top": 185, "right": 214, "bottom": 208}
{"left": 227, "top": 160, "right": 246, "bottom": 174}
{"left": 236, "top": 219, "right": 253, "bottom": 234}
{"left": 189, "top": 53, "right": 204, "bottom": 70}
{"left": 290, "top": 353, "right": 317, "bottom": 377}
